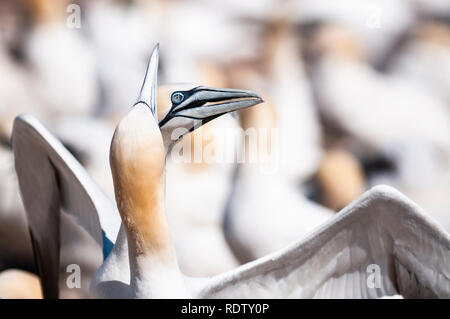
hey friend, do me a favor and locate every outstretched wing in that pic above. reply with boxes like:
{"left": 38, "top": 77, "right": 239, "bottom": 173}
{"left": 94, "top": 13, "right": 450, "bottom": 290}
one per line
{"left": 198, "top": 185, "right": 450, "bottom": 298}
{"left": 12, "top": 114, "right": 121, "bottom": 298}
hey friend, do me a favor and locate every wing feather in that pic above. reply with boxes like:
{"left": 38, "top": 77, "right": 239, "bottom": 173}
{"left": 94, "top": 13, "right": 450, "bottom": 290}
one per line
{"left": 198, "top": 185, "right": 450, "bottom": 298}
{"left": 12, "top": 114, "right": 120, "bottom": 298}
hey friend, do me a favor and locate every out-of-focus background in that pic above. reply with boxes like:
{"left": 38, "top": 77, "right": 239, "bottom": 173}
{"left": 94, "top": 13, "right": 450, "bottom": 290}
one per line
{"left": 0, "top": 0, "right": 449, "bottom": 298}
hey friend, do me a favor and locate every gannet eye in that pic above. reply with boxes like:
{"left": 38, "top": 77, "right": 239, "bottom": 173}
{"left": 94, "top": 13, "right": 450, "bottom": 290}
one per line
{"left": 171, "top": 92, "right": 184, "bottom": 104}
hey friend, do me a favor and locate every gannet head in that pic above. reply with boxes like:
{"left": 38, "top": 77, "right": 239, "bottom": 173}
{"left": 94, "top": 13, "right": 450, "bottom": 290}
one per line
{"left": 131, "top": 44, "right": 263, "bottom": 151}
{"left": 130, "top": 43, "right": 265, "bottom": 153}
{"left": 156, "top": 85, "right": 263, "bottom": 149}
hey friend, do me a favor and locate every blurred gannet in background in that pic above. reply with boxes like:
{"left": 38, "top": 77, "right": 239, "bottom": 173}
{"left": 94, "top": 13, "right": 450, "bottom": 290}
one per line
{"left": 25, "top": 0, "right": 97, "bottom": 121}
{"left": 85, "top": 0, "right": 153, "bottom": 119}
{"left": 316, "top": 149, "right": 366, "bottom": 211}
{"left": 388, "top": 21, "right": 450, "bottom": 105}
{"left": 14, "top": 46, "right": 450, "bottom": 299}
{"left": 224, "top": 20, "right": 332, "bottom": 263}
{"left": 412, "top": 0, "right": 450, "bottom": 17}
{"left": 12, "top": 45, "right": 263, "bottom": 298}
{"left": 224, "top": 99, "right": 332, "bottom": 263}
{"left": 307, "top": 24, "right": 450, "bottom": 231}
{"left": 165, "top": 118, "right": 241, "bottom": 277}
{"left": 85, "top": 0, "right": 261, "bottom": 118}
{"left": 310, "top": 24, "right": 450, "bottom": 152}
{"left": 0, "top": 269, "right": 43, "bottom": 299}
{"left": 140, "top": 0, "right": 262, "bottom": 84}
{"left": 263, "top": 16, "right": 323, "bottom": 182}
{"left": 384, "top": 20, "right": 450, "bottom": 228}
{"left": 293, "top": 0, "right": 415, "bottom": 66}
{"left": 162, "top": 65, "right": 241, "bottom": 277}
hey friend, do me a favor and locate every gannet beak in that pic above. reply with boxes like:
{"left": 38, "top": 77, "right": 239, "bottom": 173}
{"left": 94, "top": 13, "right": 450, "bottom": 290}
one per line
{"left": 159, "top": 86, "right": 264, "bottom": 127}
{"left": 134, "top": 43, "right": 159, "bottom": 121}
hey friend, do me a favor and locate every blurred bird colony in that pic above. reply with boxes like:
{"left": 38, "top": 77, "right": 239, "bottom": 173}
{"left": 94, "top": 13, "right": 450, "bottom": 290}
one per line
{"left": 0, "top": 0, "right": 449, "bottom": 298}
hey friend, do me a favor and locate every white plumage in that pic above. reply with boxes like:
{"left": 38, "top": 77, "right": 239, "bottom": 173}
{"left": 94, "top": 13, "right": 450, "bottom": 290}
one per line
{"left": 10, "top": 39, "right": 450, "bottom": 300}
{"left": 165, "top": 117, "right": 240, "bottom": 277}
{"left": 311, "top": 25, "right": 450, "bottom": 231}
{"left": 25, "top": 23, "right": 97, "bottom": 119}
{"left": 13, "top": 103, "right": 450, "bottom": 299}
{"left": 225, "top": 23, "right": 332, "bottom": 262}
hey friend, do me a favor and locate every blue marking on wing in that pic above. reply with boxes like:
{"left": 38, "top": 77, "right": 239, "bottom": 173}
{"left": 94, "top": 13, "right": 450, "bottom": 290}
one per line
{"left": 102, "top": 230, "right": 114, "bottom": 260}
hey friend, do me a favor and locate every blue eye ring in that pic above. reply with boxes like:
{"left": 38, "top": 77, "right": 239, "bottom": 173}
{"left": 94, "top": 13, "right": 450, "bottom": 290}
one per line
{"left": 171, "top": 92, "right": 184, "bottom": 104}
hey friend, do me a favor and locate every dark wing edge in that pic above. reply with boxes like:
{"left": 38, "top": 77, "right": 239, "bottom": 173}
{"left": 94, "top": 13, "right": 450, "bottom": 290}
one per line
{"left": 12, "top": 114, "right": 120, "bottom": 298}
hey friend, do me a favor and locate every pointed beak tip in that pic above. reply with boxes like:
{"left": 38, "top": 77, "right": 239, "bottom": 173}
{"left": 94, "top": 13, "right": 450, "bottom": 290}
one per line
{"left": 250, "top": 97, "right": 264, "bottom": 106}
{"left": 247, "top": 91, "right": 263, "bottom": 102}
{"left": 134, "top": 43, "right": 160, "bottom": 119}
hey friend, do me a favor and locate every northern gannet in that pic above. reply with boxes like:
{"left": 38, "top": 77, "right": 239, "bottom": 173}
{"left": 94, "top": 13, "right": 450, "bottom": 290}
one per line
{"left": 310, "top": 24, "right": 450, "bottom": 154}
{"left": 263, "top": 17, "right": 324, "bottom": 182}
{"left": 293, "top": 0, "right": 415, "bottom": 65}
{"left": 14, "top": 46, "right": 450, "bottom": 299}
{"left": 12, "top": 45, "right": 262, "bottom": 298}
{"left": 224, "top": 21, "right": 333, "bottom": 263}
{"left": 16, "top": 111, "right": 450, "bottom": 298}
{"left": 388, "top": 21, "right": 450, "bottom": 105}
{"left": 308, "top": 24, "right": 450, "bottom": 231}
{"left": 85, "top": 0, "right": 153, "bottom": 119}
{"left": 25, "top": 0, "right": 97, "bottom": 120}
{"left": 224, "top": 99, "right": 333, "bottom": 263}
